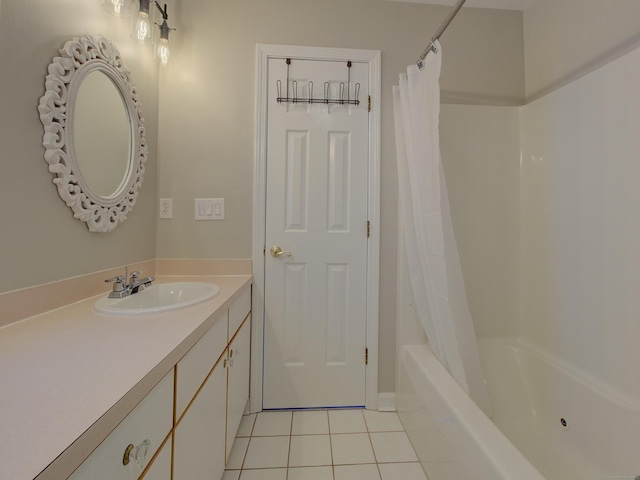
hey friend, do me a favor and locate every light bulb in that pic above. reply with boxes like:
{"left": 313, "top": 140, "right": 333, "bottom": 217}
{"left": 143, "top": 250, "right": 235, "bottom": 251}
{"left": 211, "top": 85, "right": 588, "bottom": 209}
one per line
{"left": 111, "top": 0, "right": 124, "bottom": 15}
{"left": 134, "top": 11, "right": 151, "bottom": 44}
{"left": 131, "top": 0, "right": 152, "bottom": 44}
{"left": 102, "top": 0, "right": 130, "bottom": 17}
{"left": 157, "top": 38, "right": 170, "bottom": 67}
{"left": 156, "top": 19, "right": 172, "bottom": 67}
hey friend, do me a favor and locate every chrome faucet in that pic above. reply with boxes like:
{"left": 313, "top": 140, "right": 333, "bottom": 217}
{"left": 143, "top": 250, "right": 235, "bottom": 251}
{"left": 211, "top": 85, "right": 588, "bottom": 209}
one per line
{"left": 127, "top": 270, "right": 155, "bottom": 294}
{"left": 105, "top": 266, "right": 155, "bottom": 298}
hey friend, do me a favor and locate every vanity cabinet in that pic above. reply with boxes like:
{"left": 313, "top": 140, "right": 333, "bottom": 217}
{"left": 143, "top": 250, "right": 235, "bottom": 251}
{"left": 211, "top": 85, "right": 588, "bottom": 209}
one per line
{"left": 173, "top": 309, "right": 229, "bottom": 479}
{"left": 226, "top": 287, "right": 252, "bottom": 460}
{"left": 67, "top": 284, "right": 251, "bottom": 480}
{"left": 173, "top": 360, "right": 227, "bottom": 479}
{"left": 68, "top": 371, "right": 173, "bottom": 480}
{"left": 174, "top": 287, "right": 252, "bottom": 476}
{"left": 175, "top": 310, "right": 228, "bottom": 420}
{"left": 226, "top": 316, "right": 251, "bottom": 461}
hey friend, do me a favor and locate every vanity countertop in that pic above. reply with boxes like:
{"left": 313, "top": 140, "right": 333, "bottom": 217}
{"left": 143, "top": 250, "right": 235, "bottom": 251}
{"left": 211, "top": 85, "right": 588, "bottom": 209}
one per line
{"left": 0, "top": 275, "right": 252, "bottom": 480}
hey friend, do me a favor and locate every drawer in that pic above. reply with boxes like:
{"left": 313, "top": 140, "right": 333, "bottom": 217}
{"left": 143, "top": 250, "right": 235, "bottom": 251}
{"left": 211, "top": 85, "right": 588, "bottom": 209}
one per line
{"left": 229, "top": 286, "right": 251, "bottom": 341}
{"left": 175, "top": 310, "right": 228, "bottom": 420}
{"left": 69, "top": 371, "right": 173, "bottom": 480}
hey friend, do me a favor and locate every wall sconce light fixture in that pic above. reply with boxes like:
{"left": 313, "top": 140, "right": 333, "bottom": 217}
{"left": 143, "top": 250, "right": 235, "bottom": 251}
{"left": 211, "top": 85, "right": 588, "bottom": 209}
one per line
{"left": 101, "top": 0, "right": 175, "bottom": 66}
{"left": 131, "top": 0, "right": 175, "bottom": 66}
{"left": 154, "top": 4, "right": 174, "bottom": 67}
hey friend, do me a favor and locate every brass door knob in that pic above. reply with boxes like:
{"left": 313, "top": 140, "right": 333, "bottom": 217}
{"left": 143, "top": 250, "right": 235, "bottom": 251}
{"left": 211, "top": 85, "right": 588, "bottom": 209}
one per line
{"left": 270, "top": 246, "right": 292, "bottom": 257}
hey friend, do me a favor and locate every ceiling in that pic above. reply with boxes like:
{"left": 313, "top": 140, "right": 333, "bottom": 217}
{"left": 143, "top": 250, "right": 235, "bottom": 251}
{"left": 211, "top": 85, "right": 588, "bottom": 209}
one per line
{"left": 385, "top": 0, "right": 537, "bottom": 11}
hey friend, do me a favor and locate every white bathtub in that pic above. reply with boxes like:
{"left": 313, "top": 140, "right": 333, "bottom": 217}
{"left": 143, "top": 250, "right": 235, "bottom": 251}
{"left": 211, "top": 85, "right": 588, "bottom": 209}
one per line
{"left": 398, "top": 340, "right": 640, "bottom": 480}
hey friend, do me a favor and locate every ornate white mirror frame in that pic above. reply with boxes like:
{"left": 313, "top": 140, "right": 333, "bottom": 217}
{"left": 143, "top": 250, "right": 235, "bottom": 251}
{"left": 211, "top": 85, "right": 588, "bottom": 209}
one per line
{"left": 38, "top": 35, "right": 147, "bottom": 232}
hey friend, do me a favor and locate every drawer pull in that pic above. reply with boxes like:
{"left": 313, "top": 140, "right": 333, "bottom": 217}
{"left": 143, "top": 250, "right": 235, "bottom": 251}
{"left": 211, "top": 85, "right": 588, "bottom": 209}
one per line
{"left": 123, "top": 439, "right": 151, "bottom": 468}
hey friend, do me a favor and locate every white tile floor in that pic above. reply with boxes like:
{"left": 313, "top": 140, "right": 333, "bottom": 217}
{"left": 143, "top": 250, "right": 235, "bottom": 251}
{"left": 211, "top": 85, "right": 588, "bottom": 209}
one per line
{"left": 222, "top": 409, "right": 429, "bottom": 480}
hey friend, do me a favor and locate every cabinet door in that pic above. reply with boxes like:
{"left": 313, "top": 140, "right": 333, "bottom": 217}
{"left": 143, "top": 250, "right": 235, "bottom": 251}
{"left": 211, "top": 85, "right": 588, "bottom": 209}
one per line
{"left": 226, "top": 317, "right": 251, "bottom": 462}
{"left": 175, "top": 311, "right": 228, "bottom": 420}
{"left": 174, "top": 359, "right": 227, "bottom": 479}
{"left": 69, "top": 372, "right": 173, "bottom": 480}
{"left": 140, "top": 437, "right": 171, "bottom": 480}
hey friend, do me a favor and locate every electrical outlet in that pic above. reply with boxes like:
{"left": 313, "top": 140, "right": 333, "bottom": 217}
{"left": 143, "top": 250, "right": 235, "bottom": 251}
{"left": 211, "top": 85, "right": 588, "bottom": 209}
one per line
{"left": 159, "top": 198, "right": 172, "bottom": 219}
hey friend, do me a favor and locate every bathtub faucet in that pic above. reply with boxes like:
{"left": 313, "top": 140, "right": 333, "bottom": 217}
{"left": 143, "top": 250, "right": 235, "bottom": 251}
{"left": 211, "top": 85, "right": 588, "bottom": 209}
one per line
{"left": 105, "top": 266, "right": 155, "bottom": 298}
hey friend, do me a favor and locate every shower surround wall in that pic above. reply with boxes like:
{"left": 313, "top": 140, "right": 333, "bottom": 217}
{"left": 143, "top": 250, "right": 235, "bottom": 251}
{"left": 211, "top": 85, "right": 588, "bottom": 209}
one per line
{"left": 411, "top": 41, "right": 640, "bottom": 415}
{"left": 397, "top": 40, "right": 640, "bottom": 480}
{"left": 519, "top": 44, "right": 640, "bottom": 402}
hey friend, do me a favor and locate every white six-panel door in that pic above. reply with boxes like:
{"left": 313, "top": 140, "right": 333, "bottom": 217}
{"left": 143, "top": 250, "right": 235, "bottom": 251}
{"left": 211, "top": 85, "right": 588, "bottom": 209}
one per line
{"left": 263, "top": 57, "right": 370, "bottom": 409}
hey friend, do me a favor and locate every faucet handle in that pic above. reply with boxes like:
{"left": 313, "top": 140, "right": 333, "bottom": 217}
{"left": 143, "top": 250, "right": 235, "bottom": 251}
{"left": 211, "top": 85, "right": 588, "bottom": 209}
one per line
{"left": 105, "top": 275, "right": 125, "bottom": 283}
{"left": 105, "top": 275, "right": 126, "bottom": 292}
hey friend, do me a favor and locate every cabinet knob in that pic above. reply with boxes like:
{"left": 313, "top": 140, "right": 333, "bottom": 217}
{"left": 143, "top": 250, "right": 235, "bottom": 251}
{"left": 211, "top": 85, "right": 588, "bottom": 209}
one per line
{"left": 123, "top": 439, "right": 150, "bottom": 468}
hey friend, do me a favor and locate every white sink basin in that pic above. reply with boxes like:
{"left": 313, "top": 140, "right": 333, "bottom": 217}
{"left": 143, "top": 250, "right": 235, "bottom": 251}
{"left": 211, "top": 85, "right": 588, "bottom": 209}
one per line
{"left": 95, "top": 282, "right": 220, "bottom": 315}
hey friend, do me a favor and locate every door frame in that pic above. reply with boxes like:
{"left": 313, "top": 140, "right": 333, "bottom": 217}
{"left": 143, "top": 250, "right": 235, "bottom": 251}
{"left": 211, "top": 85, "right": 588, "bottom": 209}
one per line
{"left": 251, "top": 44, "right": 381, "bottom": 413}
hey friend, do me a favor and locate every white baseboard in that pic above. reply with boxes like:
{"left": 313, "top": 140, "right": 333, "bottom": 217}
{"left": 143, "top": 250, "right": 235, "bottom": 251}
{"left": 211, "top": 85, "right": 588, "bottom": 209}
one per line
{"left": 377, "top": 392, "right": 396, "bottom": 412}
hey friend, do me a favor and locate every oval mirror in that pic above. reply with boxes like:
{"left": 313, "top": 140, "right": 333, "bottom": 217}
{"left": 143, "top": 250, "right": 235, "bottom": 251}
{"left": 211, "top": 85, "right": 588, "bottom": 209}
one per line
{"left": 38, "top": 35, "right": 147, "bottom": 232}
{"left": 73, "top": 70, "right": 131, "bottom": 198}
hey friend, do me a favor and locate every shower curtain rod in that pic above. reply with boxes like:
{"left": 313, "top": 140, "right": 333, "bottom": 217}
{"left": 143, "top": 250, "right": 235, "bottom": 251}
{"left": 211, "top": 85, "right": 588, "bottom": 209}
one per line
{"left": 417, "top": 0, "right": 468, "bottom": 65}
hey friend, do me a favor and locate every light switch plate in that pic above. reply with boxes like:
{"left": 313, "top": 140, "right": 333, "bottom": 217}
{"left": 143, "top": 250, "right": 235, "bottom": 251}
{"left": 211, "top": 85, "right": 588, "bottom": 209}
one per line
{"left": 195, "top": 198, "right": 224, "bottom": 220}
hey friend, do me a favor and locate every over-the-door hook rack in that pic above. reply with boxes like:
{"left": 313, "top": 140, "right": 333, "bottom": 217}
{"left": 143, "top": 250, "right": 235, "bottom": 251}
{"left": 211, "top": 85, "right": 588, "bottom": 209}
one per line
{"left": 276, "top": 58, "right": 360, "bottom": 106}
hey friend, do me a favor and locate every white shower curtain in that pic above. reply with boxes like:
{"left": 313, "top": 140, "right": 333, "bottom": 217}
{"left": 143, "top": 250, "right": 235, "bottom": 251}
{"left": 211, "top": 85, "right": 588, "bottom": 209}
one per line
{"left": 393, "top": 42, "right": 492, "bottom": 416}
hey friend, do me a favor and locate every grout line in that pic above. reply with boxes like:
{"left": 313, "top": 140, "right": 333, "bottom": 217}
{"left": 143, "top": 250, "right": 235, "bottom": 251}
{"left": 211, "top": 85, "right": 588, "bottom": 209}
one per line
{"left": 326, "top": 410, "right": 336, "bottom": 480}
{"left": 366, "top": 411, "right": 383, "bottom": 479}
{"left": 227, "top": 409, "right": 426, "bottom": 479}
{"left": 237, "top": 414, "right": 255, "bottom": 474}
{"left": 364, "top": 414, "right": 386, "bottom": 480}
{"left": 248, "top": 413, "right": 257, "bottom": 436}
{"left": 285, "top": 411, "right": 293, "bottom": 480}
{"left": 238, "top": 437, "right": 249, "bottom": 472}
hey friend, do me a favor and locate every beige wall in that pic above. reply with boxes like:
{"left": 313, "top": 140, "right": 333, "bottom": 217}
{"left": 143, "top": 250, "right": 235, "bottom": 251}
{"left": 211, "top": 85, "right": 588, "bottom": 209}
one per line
{"left": 157, "top": 0, "right": 524, "bottom": 393}
{"left": 6, "top": 0, "right": 640, "bottom": 402}
{"left": 524, "top": 0, "right": 640, "bottom": 101}
{"left": 441, "top": 104, "right": 522, "bottom": 339}
{"left": 0, "top": 1, "right": 159, "bottom": 293}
